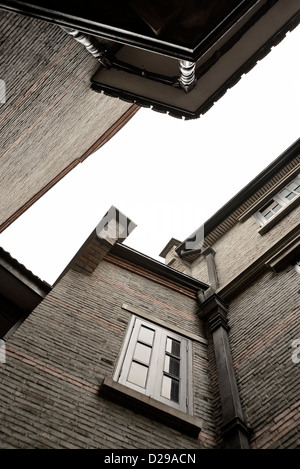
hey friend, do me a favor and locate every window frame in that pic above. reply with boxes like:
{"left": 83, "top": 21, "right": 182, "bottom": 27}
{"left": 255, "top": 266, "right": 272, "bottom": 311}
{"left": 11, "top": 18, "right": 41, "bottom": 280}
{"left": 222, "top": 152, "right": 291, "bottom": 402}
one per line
{"left": 113, "top": 315, "right": 193, "bottom": 415}
{"left": 254, "top": 173, "right": 300, "bottom": 227}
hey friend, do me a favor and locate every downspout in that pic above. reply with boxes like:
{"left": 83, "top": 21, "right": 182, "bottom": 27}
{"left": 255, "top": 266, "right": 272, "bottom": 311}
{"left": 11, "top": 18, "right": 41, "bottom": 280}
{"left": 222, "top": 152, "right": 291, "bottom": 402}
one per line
{"left": 197, "top": 248, "right": 251, "bottom": 448}
{"left": 197, "top": 292, "right": 252, "bottom": 448}
{"left": 202, "top": 246, "right": 219, "bottom": 293}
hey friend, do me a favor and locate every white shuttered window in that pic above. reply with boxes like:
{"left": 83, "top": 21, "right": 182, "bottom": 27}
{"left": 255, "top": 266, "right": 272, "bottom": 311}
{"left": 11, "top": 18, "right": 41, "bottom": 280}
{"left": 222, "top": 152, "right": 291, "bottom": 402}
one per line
{"left": 114, "top": 316, "right": 193, "bottom": 414}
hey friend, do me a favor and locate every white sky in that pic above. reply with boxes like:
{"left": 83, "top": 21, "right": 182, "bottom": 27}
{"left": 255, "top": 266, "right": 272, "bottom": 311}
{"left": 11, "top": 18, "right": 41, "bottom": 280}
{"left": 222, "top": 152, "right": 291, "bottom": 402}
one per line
{"left": 0, "top": 24, "right": 299, "bottom": 285}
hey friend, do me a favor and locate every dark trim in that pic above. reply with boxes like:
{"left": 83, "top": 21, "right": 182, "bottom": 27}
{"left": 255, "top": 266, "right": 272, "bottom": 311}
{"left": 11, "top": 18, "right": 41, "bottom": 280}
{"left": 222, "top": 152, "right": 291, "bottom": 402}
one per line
{"left": 0, "top": 0, "right": 262, "bottom": 61}
{"left": 110, "top": 243, "right": 209, "bottom": 292}
{"left": 90, "top": 81, "right": 198, "bottom": 121}
{"left": 0, "top": 247, "right": 51, "bottom": 297}
{"left": 177, "top": 138, "right": 300, "bottom": 255}
{"left": 92, "top": 10, "right": 300, "bottom": 121}
{"left": 198, "top": 293, "right": 251, "bottom": 449}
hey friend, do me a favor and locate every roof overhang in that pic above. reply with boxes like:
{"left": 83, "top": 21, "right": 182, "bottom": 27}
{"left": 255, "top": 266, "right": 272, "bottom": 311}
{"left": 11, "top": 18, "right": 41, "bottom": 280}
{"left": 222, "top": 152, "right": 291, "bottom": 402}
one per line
{"left": 0, "top": 0, "right": 299, "bottom": 119}
{"left": 0, "top": 248, "right": 51, "bottom": 312}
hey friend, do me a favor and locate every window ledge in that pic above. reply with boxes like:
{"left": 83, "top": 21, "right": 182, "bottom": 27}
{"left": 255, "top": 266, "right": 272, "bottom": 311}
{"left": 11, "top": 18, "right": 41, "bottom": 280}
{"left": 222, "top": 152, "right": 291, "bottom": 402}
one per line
{"left": 258, "top": 194, "right": 300, "bottom": 235}
{"left": 265, "top": 234, "right": 300, "bottom": 272}
{"left": 99, "top": 377, "right": 202, "bottom": 438}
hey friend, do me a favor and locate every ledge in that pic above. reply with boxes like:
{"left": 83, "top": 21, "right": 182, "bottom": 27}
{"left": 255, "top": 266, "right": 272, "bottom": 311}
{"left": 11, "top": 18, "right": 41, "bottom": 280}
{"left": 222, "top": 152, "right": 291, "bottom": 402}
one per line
{"left": 217, "top": 223, "right": 300, "bottom": 301}
{"left": 265, "top": 235, "right": 300, "bottom": 272}
{"left": 99, "top": 377, "right": 202, "bottom": 438}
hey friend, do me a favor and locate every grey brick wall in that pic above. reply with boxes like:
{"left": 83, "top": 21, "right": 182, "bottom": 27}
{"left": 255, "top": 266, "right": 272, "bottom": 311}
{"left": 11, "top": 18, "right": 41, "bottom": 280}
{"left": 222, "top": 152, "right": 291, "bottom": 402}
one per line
{"left": 228, "top": 265, "right": 300, "bottom": 448}
{"left": 0, "top": 258, "right": 216, "bottom": 449}
{"left": 0, "top": 10, "right": 134, "bottom": 229}
{"left": 191, "top": 203, "right": 300, "bottom": 288}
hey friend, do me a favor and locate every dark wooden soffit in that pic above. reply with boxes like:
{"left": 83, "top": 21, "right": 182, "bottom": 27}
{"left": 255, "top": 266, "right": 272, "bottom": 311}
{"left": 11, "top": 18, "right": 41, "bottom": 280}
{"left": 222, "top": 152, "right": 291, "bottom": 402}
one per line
{"left": 0, "top": 0, "right": 263, "bottom": 61}
{"left": 0, "top": 247, "right": 51, "bottom": 311}
{"left": 0, "top": 105, "right": 139, "bottom": 234}
{"left": 1, "top": 1, "right": 299, "bottom": 120}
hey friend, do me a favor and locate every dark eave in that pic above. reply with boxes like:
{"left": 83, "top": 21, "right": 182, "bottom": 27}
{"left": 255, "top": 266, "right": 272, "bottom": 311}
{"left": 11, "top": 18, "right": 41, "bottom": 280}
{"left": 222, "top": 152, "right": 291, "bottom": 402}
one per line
{"left": 110, "top": 242, "right": 209, "bottom": 292}
{"left": 0, "top": 247, "right": 51, "bottom": 311}
{"left": 1, "top": 1, "right": 299, "bottom": 120}
{"left": 176, "top": 137, "right": 300, "bottom": 256}
{"left": 0, "top": 0, "right": 264, "bottom": 61}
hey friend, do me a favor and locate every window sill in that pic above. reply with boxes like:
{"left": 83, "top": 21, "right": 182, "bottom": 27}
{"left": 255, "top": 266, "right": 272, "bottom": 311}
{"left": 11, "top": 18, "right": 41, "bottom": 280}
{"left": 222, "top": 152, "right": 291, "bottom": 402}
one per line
{"left": 99, "top": 377, "right": 202, "bottom": 438}
{"left": 265, "top": 234, "right": 300, "bottom": 272}
{"left": 258, "top": 194, "right": 300, "bottom": 235}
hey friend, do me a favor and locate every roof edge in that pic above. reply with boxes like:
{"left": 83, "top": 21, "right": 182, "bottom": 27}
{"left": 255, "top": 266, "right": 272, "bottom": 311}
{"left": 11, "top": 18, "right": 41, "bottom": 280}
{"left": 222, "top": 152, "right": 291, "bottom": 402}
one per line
{"left": 176, "top": 137, "right": 300, "bottom": 256}
{"left": 110, "top": 242, "right": 209, "bottom": 292}
{"left": 0, "top": 246, "right": 51, "bottom": 297}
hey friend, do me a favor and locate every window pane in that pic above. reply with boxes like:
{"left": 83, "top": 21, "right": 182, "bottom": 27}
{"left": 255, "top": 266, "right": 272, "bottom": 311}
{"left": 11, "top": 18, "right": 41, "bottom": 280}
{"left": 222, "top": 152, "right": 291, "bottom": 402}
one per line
{"left": 280, "top": 188, "right": 296, "bottom": 201}
{"left": 280, "top": 188, "right": 291, "bottom": 199}
{"left": 127, "top": 361, "right": 148, "bottom": 388}
{"left": 138, "top": 326, "right": 155, "bottom": 345}
{"left": 286, "top": 192, "right": 296, "bottom": 200}
{"left": 164, "top": 355, "right": 180, "bottom": 377}
{"left": 273, "top": 203, "right": 282, "bottom": 213}
{"left": 261, "top": 201, "right": 281, "bottom": 220}
{"left": 166, "top": 338, "right": 180, "bottom": 357}
{"left": 286, "top": 182, "right": 300, "bottom": 193}
{"left": 161, "top": 375, "right": 179, "bottom": 402}
{"left": 264, "top": 210, "right": 273, "bottom": 220}
{"left": 133, "top": 342, "right": 152, "bottom": 365}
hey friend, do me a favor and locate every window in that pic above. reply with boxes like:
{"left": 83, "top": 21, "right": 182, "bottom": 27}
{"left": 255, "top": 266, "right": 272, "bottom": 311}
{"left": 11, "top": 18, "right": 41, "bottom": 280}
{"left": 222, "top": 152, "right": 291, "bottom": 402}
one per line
{"left": 254, "top": 173, "right": 300, "bottom": 226}
{"left": 114, "top": 316, "right": 193, "bottom": 414}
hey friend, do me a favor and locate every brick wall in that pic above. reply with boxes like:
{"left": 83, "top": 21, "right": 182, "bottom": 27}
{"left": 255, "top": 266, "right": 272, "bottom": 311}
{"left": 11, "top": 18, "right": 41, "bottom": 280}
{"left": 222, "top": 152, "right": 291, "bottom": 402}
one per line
{"left": 0, "top": 257, "right": 216, "bottom": 449}
{"left": 160, "top": 157, "right": 300, "bottom": 448}
{"left": 0, "top": 10, "right": 134, "bottom": 229}
{"left": 228, "top": 265, "right": 300, "bottom": 448}
{"left": 191, "top": 203, "right": 300, "bottom": 288}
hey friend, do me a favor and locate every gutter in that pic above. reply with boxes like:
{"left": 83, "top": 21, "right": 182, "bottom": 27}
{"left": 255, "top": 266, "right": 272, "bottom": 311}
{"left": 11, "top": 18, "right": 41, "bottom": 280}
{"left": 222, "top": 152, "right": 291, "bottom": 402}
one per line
{"left": 110, "top": 243, "right": 209, "bottom": 293}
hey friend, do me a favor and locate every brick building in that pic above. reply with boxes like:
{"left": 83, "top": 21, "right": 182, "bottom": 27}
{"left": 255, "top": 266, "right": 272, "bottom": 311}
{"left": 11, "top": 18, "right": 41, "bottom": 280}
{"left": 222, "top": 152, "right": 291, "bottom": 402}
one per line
{"left": 0, "top": 1, "right": 299, "bottom": 451}
{"left": 0, "top": 8, "right": 138, "bottom": 233}
{"left": 0, "top": 140, "right": 299, "bottom": 449}
{"left": 161, "top": 138, "right": 300, "bottom": 449}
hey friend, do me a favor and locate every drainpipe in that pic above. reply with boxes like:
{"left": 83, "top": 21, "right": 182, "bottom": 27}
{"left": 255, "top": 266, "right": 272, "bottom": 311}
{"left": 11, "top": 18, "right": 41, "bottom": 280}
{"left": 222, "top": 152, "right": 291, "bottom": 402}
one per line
{"left": 202, "top": 246, "right": 219, "bottom": 292}
{"left": 197, "top": 292, "right": 252, "bottom": 449}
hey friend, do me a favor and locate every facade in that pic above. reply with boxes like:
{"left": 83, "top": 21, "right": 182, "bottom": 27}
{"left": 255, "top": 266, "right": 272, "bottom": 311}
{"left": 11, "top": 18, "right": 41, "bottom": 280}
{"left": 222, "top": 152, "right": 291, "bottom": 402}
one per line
{"left": 0, "top": 9, "right": 138, "bottom": 232}
{"left": 0, "top": 140, "right": 299, "bottom": 449}
{"left": 0, "top": 2, "right": 299, "bottom": 451}
{"left": 0, "top": 208, "right": 215, "bottom": 449}
{"left": 161, "top": 138, "right": 300, "bottom": 449}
